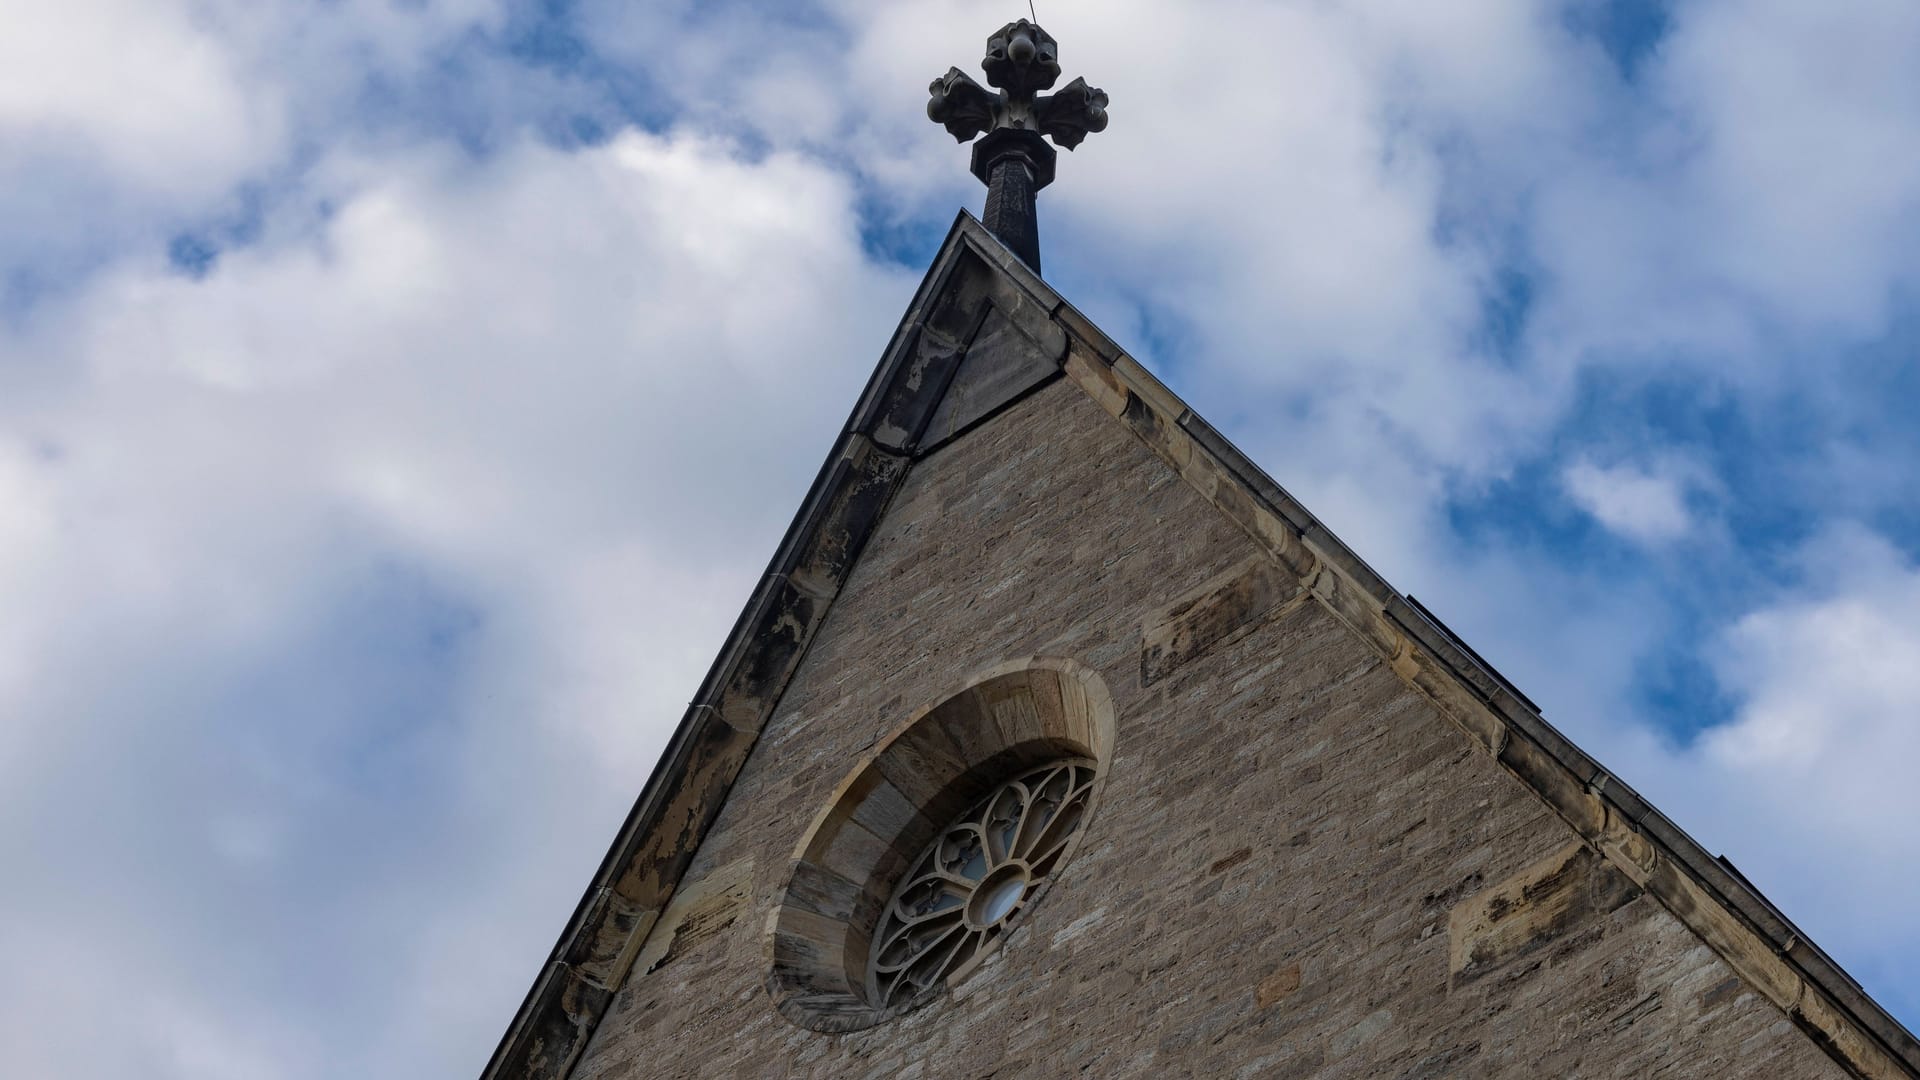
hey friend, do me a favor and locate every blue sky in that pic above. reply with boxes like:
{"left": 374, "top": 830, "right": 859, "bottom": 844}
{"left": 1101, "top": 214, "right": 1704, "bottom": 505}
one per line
{"left": 3, "top": 1, "right": 1919, "bottom": 1076}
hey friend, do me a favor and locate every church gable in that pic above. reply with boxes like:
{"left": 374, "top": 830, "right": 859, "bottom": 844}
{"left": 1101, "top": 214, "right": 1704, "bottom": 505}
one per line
{"left": 568, "top": 357, "right": 1839, "bottom": 1080}
{"left": 487, "top": 214, "right": 1919, "bottom": 1080}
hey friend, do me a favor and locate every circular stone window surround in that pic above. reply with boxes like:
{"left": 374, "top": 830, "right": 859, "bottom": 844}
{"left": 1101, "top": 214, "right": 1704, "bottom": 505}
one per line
{"left": 764, "top": 657, "right": 1116, "bottom": 1032}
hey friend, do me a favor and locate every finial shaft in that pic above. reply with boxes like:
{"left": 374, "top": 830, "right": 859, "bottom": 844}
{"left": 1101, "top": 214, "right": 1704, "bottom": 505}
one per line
{"left": 982, "top": 148, "right": 1045, "bottom": 273}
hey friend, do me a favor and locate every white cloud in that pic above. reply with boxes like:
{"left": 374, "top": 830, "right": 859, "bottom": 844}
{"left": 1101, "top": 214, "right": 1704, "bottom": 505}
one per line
{"left": 1659, "top": 0, "right": 1920, "bottom": 332}
{"left": 0, "top": 128, "right": 912, "bottom": 1078}
{"left": 1562, "top": 457, "right": 1700, "bottom": 543}
{"left": 1530, "top": 0, "right": 1920, "bottom": 369}
{"left": 1704, "top": 528, "right": 1920, "bottom": 825}
{"left": 0, "top": 0, "right": 516, "bottom": 284}
{"left": 0, "top": 0, "right": 281, "bottom": 198}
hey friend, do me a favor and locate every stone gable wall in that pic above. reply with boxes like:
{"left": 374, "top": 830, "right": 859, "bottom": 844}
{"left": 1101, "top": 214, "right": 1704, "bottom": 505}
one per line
{"left": 570, "top": 378, "right": 1842, "bottom": 1079}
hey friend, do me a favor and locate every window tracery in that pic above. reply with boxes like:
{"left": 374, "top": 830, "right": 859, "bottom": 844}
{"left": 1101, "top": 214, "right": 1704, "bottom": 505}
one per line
{"left": 869, "top": 760, "right": 1096, "bottom": 1007}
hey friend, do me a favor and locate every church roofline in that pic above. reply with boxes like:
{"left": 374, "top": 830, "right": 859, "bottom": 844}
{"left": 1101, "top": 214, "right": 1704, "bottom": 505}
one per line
{"left": 482, "top": 211, "right": 1920, "bottom": 1080}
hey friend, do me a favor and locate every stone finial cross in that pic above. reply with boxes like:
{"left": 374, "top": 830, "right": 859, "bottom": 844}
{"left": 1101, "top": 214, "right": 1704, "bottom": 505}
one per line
{"left": 927, "top": 20, "right": 1109, "bottom": 274}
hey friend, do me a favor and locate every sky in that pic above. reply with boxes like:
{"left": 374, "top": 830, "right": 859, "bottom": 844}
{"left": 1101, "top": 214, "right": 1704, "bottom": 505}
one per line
{"left": 2, "top": 0, "right": 1918, "bottom": 1076}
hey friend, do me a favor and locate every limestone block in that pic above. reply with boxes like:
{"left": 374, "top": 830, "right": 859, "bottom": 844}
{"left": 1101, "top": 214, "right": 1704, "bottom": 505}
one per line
{"left": 1448, "top": 842, "right": 1641, "bottom": 986}
{"left": 1140, "top": 554, "right": 1301, "bottom": 686}
{"left": 633, "top": 858, "right": 754, "bottom": 976}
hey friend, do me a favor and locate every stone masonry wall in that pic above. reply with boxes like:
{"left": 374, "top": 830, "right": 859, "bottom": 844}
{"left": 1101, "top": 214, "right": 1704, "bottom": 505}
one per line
{"left": 571, "top": 378, "right": 1844, "bottom": 1079}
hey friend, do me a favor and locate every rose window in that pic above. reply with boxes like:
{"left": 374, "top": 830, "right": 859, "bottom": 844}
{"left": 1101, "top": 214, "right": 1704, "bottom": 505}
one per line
{"left": 766, "top": 661, "right": 1114, "bottom": 1032}
{"left": 868, "top": 759, "right": 1096, "bottom": 1007}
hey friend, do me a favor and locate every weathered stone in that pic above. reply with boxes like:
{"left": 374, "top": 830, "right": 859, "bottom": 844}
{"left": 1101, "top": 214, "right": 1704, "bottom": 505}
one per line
{"left": 1141, "top": 554, "right": 1302, "bottom": 685}
{"left": 920, "top": 306, "right": 1061, "bottom": 451}
{"left": 1448, "top": 843, "right": 1641, "bottom": 986}
{"left": 633, "top": 859, "right": 753, "bottom": 976}
{"left": 1255, "top": 964, "right": 1302, "bottom": 1008}
{"left": 1209, "top": 847, "right": 1252, "bottom": 875}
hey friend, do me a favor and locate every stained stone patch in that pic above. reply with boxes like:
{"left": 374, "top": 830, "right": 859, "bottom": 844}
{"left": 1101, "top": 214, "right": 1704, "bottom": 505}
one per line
{"left": 1448, "top": 842, "right": 1642, "bottom": 986}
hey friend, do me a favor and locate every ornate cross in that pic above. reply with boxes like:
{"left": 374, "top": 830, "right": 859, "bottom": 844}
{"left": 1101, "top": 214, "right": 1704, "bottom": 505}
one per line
{"left": 928, "top": 20, "right": 1109, "bottom": 275}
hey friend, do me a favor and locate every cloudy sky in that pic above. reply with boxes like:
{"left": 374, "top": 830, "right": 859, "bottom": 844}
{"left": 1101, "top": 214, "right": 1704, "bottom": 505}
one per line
{"left": 3, "top": 0, "right": 1919, "bottom": 1075}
